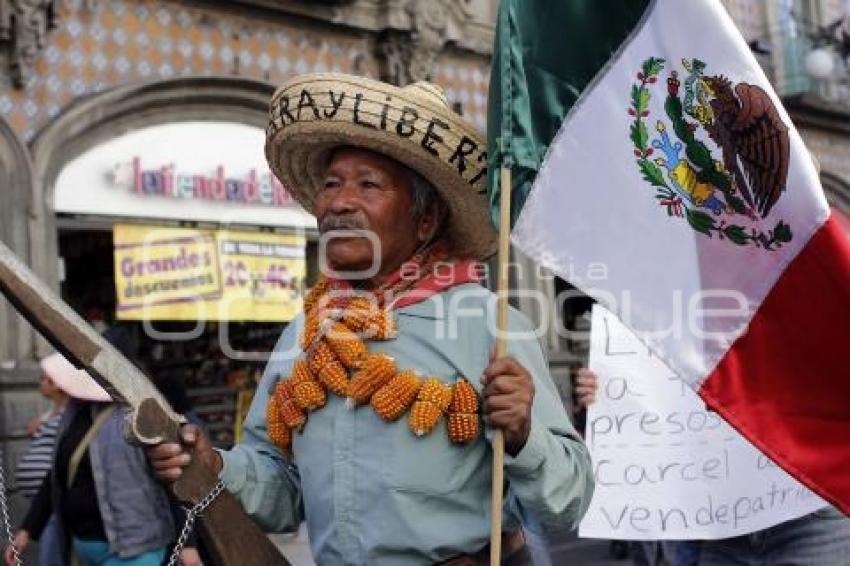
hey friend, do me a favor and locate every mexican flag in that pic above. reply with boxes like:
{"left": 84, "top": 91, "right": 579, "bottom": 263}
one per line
{"left": 488, "top": 0, "right": 850, "bottom": 515}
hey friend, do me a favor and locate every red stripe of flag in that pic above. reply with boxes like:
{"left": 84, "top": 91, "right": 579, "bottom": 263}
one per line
{"left": 699, "top": 214, "right": 850, "bottom": 515}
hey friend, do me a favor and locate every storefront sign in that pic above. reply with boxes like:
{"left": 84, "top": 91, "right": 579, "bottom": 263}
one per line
{"left": 112, "top": 157, "right": 295, "bottom": 207}
{"left": 114, "top": 224, "right": 306, "bottom": 322}
{"left": 579, "top": 305, "right": 827, "bottom": 540}
{"left": 54, "top": 122, "right": 316, "bottom": 230}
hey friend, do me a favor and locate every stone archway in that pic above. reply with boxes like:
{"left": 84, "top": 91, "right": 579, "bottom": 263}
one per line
{"left": 26, "top": 77, "right": 275, "bottom": 357}
{"left": 0, "top": 118, "right": 38, "bottom": 523}
{"left": 0, "top": 117, "right": 33, "bottom": 366}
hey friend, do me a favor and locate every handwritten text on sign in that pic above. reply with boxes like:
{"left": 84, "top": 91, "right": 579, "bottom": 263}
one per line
{"left": 578, "top": 305, "right": 826, "bottom": 540}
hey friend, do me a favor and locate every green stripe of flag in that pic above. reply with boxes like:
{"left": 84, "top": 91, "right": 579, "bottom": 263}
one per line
{"left": 487, "top": 0, "right": 652, "bottom": 228}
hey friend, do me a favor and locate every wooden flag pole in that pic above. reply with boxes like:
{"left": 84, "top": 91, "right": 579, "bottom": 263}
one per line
{"left": 490, "top": 164, "right": 513, "bottom": 565}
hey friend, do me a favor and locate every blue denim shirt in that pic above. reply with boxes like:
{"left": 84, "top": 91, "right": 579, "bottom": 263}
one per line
{"left": 220, "top": 283, "right": 594, "bottom": 564}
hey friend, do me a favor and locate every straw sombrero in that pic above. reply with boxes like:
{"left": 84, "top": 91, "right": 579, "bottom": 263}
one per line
{"left": 265, "top": 73, "right": 497, "bottom": 259}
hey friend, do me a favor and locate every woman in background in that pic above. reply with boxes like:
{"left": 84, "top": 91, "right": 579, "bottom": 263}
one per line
{"left": 13, "top": 358, "right": 69, "bottom": 566}
{"left": 4, "top": 353, "right": 177, "bottom": 566}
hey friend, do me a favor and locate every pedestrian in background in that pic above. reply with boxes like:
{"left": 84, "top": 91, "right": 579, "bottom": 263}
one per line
{"left": 3, "top": 353, "right": 179, "bottom": 566}
{"left": 12, "top": 356, "right": 70, "bottom": 565}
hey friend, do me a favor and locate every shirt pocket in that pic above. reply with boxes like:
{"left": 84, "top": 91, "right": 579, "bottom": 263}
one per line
{"left": 381, "top": 417, "right": 480, "bottom": 495}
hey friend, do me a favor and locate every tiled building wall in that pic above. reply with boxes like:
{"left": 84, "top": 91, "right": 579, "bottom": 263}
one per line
{"left": 0, "top": 0, "right": 491, "bottom": 142}
{"left": 434, "top": 51, "right": 489, "bottom": 131}
{"left": 6, "top": 0, "right": 844, "bottom": 146}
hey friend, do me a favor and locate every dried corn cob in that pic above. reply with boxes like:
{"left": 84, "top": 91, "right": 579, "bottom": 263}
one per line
{"left": 266, "top": 393, "right": 291, "bottom": 451}
{"left": 299, "top": 315, "right": 322, "bottom": 350}
{"left": 447, "top": 413, "right": 479, "bottom": 444}
{"left": 409, "top": 400, "right": 442, "bottom": 437}
{"left": 318, "top": 362, "right": 349, "bottom": 397}
{"left": 346, "top": 353, "right": 397, "bottom": 407}
{"left": 309, "top": 340, "right": 348, "bottom": 397}
{"left": 267, "top": 387, "right": 282, "bottom": 420}
{"left": 302, "top": 276, "right": 330, "bottom": 316}
{"left": 290, "top": 359, "right": 314, "bottom": 385}
{"left": 272, "top": 378, "right": 306, "bottom": 430}
{"left": 307, "top": 339, "right": 336, "bottom": 373}
{"left": 335, "top": 298, "right": 397, "bottom": 341}
{"left": 417, "top": 378, "right": 453, "bottom": 411}
{"left": 280, "top": 397, "right": 306, "bottom": 431}
{"left": 408, "top": 378, "right": 453, "bottom": 436}
{"left": 285, "top": 359, "right": 327, "bottom": 410}
{"left": 371, "top": 370, "right": 422, "bottom": 421}
{"left": 324, "top": 321, "right": 368, "bottom": 369}
{"left": 337, "top": 296, "right": 376, "bottom": 332}
{"left": 294, "top": 380, "right": 327, "bottom": 411}
{"left": 449, "top": 379, "right": 479, "bottom": 414}
{"left": 447, "top": 380, "right": 480, "bottom": 443}
{"left": 274, "top": 377, "right": 294, "bottom": 403}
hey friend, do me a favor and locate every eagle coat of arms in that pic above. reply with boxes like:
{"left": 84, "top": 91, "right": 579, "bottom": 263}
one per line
{"left": 629, "top": 57, "right": 793, "bottom": 249}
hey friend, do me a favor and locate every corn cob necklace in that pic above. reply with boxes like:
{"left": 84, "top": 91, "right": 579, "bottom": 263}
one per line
{"left": 267, "top": 247, "right": 482, "bottom": 457}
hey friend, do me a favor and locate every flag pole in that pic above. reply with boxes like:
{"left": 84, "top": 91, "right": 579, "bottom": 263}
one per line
{"left": 490, "top": 164, "right": 512, "bottom": 565}
{"left": 491, "top": 2, "right": 513, "bottom": 561}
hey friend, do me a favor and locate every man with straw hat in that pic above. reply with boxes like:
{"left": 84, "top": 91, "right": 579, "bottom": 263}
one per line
{"left": 149, "top": 73, "right": 594, "bottom": 564}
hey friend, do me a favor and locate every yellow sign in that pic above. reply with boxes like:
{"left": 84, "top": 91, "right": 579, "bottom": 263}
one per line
{"left": 114, "top": 224, "right": 305, "bottom": 321}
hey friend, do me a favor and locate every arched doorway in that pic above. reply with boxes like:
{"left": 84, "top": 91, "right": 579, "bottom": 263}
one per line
{"left": 26, "top": 77, "right": 315, "bottom": 449}
{"left": 28, "top": 77, "right": 276, "bottom": 298}
{"left": 0, "top": 117, "right": 37, "bottom": 537}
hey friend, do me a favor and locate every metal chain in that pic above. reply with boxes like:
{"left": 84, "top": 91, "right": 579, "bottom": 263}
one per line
{"left": 166, "top": 479, "right": 227, "bottom": 566}
{"left": 0, "top": 461, "right": 23, "bottom": 566}
{"left": 3, "top": 461, "right": 226, "bottom": 566}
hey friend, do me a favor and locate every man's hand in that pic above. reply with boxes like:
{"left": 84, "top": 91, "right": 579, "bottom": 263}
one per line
{"left": 180, "top": 547, "right": 204, "bottom": 566}
{"left": 574, "top": 368, "right": 598, "bottom": 409}
{"left": 481, "top": 350, "right": 535, "bottom": 457}
{"left": 147, "top": 424, "right": 221, "bottom": 482}
{"left": 3, "top": 530, "right": 28, "bottom": 566}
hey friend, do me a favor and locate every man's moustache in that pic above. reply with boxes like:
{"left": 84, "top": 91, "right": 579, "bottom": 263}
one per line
{"left": 319, "top": 215, "right": 370, "bottom": 233}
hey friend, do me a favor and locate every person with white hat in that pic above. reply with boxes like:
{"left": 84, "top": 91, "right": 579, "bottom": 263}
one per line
{"left": 149, "top": 73, "right": 594, "bottom": 564}
{"left": 4, "top": 353, "right": 185, "bottom": 566}
{"left": 11, "top": 355, "right": 72, "bottom": 566}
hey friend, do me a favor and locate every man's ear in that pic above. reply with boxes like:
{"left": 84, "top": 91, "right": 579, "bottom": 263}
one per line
{"left": 416, "top": 201, "right": 445, "bottom": 243}
{"left": 417, "top": 212, "right": 436, "bottom": 243}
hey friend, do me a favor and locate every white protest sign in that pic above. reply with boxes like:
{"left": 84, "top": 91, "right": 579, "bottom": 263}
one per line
{"left": 578, "top": 305, "right": 827, "bottom": 540}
